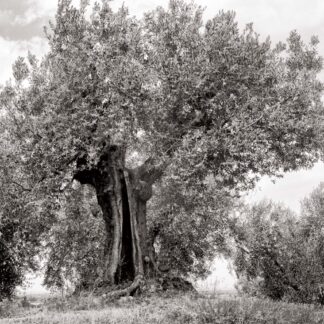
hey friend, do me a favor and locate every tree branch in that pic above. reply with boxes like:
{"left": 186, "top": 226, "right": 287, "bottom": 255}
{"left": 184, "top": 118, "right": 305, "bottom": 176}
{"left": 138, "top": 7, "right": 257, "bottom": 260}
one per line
{"left": 11, "top": 180, "right": 32, "bottom": 192}
{"left": 135, "top": 158, "right": 168, "bottom": 185}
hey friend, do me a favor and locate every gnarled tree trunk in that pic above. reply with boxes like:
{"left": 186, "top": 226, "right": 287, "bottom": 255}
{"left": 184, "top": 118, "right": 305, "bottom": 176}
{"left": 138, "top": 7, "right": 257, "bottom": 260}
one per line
{"left": 74, "top": 145, "right": 160, "bottom": 294}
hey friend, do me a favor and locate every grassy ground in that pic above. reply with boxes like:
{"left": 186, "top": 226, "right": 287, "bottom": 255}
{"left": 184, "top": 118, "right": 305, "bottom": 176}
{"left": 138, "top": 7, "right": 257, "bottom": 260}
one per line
{"left": 2, "top": 293, "right": 324, "bottom": 323}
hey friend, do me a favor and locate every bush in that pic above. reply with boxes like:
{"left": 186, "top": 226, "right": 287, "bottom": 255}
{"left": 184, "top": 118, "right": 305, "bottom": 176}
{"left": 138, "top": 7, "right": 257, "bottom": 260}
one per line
{"left": 0, "top": 240, "right": 22, "bottom": 300}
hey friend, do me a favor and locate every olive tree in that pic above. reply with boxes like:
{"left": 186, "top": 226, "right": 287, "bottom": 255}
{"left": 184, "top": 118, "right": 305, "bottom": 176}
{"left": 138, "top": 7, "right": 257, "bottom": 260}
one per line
{"left": 1, "top": 0, "right": 323, "bottom": 295}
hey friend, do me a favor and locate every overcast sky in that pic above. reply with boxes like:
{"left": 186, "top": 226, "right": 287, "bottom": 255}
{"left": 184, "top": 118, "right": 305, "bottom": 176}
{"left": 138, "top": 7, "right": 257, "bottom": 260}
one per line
{"left": 0, "top": 0, "right": 323, "bottom": 214}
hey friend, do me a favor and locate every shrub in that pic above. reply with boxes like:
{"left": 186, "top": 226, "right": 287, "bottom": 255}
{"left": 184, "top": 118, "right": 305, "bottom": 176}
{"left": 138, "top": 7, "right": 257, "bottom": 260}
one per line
{"left": 0, "top": 240, "right": 22, "bottom": 300}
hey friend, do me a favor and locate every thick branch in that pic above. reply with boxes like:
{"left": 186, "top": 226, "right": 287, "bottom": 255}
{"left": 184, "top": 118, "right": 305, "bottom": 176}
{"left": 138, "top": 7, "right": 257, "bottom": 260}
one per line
{"left": 124, "top": 170, "right": 144, "bottom": 277}
{"left": 10, "top": 180, "right": 32, "bottom": 192}
{"left": 134, "top": 158, "right": 167, "bottom": 185}
{"left": 73, "top": 169, "right": 99, "bottom": 186}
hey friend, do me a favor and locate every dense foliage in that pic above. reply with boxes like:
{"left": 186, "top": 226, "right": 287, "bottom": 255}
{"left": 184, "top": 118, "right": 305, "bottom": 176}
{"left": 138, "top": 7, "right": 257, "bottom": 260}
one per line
{"left": 147, "top": 175, "right": 234, "bottom": 278}
{"left": 0, "top": 123, "right": 49, "bottom": 299}
{"left": 0, "top": 0, "right": 323, "bottom": 292}
{"left": 43, "top": 184, "right": 106, "bottom": 291}
{"left": 234, "top": 184, "right": 324, "bottom": 304}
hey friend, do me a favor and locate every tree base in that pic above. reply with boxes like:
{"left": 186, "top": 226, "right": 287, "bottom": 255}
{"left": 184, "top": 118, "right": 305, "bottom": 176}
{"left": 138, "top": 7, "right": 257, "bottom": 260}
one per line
{"left": 91, "top": 275, "right": 196, "bottom": 301}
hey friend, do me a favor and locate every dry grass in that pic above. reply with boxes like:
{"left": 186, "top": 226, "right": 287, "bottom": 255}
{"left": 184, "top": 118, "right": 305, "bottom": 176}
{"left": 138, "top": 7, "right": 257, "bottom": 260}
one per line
{"left": 0, "top": 294, "right": 193, "bottom": 324}
{"left": 2, "top": 293, "right": 324, "bottom": 323}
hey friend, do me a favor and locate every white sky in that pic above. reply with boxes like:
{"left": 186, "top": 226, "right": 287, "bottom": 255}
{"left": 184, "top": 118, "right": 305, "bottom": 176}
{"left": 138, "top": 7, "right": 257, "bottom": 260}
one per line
{"left": 1, "top": 0, "right": 323, "bottom": 293}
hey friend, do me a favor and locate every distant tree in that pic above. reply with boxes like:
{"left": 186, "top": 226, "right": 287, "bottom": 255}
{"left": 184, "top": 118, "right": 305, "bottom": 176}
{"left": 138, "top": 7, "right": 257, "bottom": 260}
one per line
{"left": 296, "top": 182, "right": 324, "bottom": 303}
{"left": 233, "top": 201, "right": 300, "bottom": 300}
{"left": 1, "top": 0, "right": 323, "bottom": 295}
{"left": 234, "top": 186, "right": 324, "bottom": 305}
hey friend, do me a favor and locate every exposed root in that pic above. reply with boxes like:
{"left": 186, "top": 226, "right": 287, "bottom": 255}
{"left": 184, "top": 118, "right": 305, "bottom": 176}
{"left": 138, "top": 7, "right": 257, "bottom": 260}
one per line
{"left": 105, "top": 275, "right": 144, "bottom": 299}
{"left": 80, "top": 274, "right": 197, "bottom": 300}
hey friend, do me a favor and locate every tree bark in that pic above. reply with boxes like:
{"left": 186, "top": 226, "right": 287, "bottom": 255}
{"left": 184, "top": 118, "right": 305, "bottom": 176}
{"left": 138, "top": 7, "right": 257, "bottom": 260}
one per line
{"left": 74, "top": 145, "right": 160, "bottom": 290}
